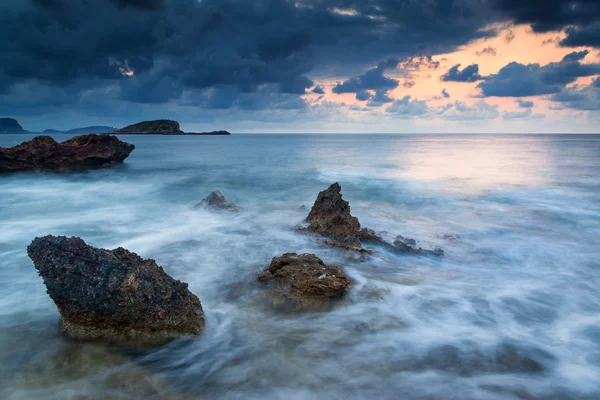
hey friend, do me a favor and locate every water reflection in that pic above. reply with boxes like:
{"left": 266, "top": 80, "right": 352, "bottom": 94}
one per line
{"left": 397, "top": 136, "right": 554, "bottom": 191}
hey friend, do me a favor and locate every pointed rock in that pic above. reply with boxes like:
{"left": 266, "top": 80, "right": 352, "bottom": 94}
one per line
{"left": 306, "top": 183, "right": 375, "bottom": 246}
{"left": 195, "top": 190, "right": 239, "bottom": 211}
{"left": 305, "top": 183, "right": 443, "bottom": 256}
{"left": 27, "top": 235, "right": 205, "bottom": 344}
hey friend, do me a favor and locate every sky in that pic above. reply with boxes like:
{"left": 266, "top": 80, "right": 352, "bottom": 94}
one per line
{"left": 1, "top": 0, "right": 600, "bottom": 133}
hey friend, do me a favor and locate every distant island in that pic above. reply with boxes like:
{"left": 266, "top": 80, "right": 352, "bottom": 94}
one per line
{"left": 0, "top": 117, "right": 230, "bottom": 135}
{"left": 0, "top": 118, "right": 26, "bottom": 133}
{"left": 112, "top": 120, "right": 230, "bottom": 135}
{"left": 44, "top": 126, "right": 116, "bottom": 134}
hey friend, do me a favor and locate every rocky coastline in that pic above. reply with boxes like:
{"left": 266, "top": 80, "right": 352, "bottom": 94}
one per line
{"left": 0, "top": 134, "right": 134, "bottom": 173}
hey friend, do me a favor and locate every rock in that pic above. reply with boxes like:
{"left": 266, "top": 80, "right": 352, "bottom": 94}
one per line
{"left": 306, "top": 183, "right": 378, "bottom": 246}
{"left": 0, "top": 134, "right": 135, "bottom": 173}
{"left": 392, "top": 235, "right": 444, "bottom": 257}
{"left": 305, "top": 183, "right": 443, "bottom": 256}
{"left": 27, "top": 235, "right": 205, "bottom": 344}
{"left": 113, "top": 119, "right": 182, "bottom": 134}
{"left": 395, "top": 235, "right": 416, "bottom": 247}
{"left": 0, "top": 117, "right": 25, "bottom": 133}
{"left": 440, "top": 234, "right": 461, "bottom": 242}
{"left": 195, "top": 190, "right": 239, "bottom": 211}
{"left": 258, "top": 253, "right": 351, "bottom": 309}
{"left": 324, "top": 240, "right": 374, "bottom": 255}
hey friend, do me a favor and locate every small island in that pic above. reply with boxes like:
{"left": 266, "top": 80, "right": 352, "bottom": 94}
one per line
{"left": 0, "top": 118, "right": 26, "bottom": 133}
{"left": 112, "top": 120, "right": 231, "bottom": 135}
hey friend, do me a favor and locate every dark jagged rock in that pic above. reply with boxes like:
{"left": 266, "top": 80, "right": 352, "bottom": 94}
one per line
{"left": 113, "top": 119, "right": 182, "bottom": 134}
{"left": 305, "top": 183, "right": 443, "bottom": 256}
{"left": 324, "top": 240, "right": 374, "bottom": 255}
{"left": 306, "top": 183, "right": 378, "bottom": 246}
{"left": 0, "top": 117, "right": 25, "bottom": 133}
{"left": 27, "top": 235, "right": 205, "bottom": 344}
{"left": 392, "top": 235, "right": 444, "bottom": 257}
{"left": 195, "top": 190, "right": 239, "bottom": 211}
{"left": 258, "top": 253, "right": 351, "bottom": 310}
{"left": 0, "top": 134, "right": 135, "bottom": 173}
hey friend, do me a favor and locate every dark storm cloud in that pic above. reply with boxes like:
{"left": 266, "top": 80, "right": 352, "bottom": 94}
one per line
{"left": 0, "top": 0, "right": 499, "bottom": 113}
{"left": 441, "top": 64, "right": 482, "bottom": 82}
{"left": 110, "top": 0, "right": 163, "bottom": 10}
{"left": 332, "top": 58, "right": 400, "bottom": 100}
{"left": 333, "top": 58, "right": 400, "bottom": 92}
{"left": 561, "top": 23, "right": 600, "bottom": 47}
{"left": 490, "top": 0, "right": 600, "bottom": 47}
{"left": 477, "top": 50, "right": 600, "bottom": 97}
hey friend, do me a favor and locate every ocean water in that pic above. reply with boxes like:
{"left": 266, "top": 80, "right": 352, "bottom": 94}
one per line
{"left": 1, "top": 133, "right": 599, "bottom": 400}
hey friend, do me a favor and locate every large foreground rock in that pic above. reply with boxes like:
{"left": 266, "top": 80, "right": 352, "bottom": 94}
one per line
{"left": 195, "top": 190, "right": 239, "bottom": 211}
{"left": 258, "top": 253, "right": 351, "bottom": 310}
{"left": 0, "top": 134, "right": 134, "bottom": 173}
{"left": 306, "top": 183, "right": 378, "bottom": 246}
{"left": 27, "top": 235, "right": 204, "bottom": 344}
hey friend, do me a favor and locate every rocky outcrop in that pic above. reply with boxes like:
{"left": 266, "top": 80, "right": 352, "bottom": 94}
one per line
{"left": 306, "top": 183, "right": 379, "bottom": 246}
{"left": 258, "top": 253, "right": 351, "bottom": 310}
{"left": 113, "top": 120, "right": 182, "bottom": 134}
{"left": 27, "top": 235, "right": 205, "bottom": 344}
{"left": 0, "top": 134, "right": 134, "bottom": 173}
{"left": 0, "top": 117, "right": 25, "bottom": 133}
{"left": 305, "top": 183, "right": 443, "bottom": 256}
{"left": 195, "top": 190, "right": 239, "bottom": 211}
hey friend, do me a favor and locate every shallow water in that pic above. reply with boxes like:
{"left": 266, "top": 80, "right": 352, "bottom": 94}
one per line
{"left": 1, "top": 133, "right": 599, "bottom": 399}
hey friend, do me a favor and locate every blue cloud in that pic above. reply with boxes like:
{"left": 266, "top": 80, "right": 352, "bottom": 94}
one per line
{"left": 477, "top": 53, "right": 600, "bottom": 97}
{"left": 441, "top": 64, "right": 482, "bottom": 82}
{"left": 516, "top": 99, "right": 534, "bottom": 108}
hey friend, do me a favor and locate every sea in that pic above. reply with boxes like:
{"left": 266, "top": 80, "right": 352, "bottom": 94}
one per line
{"left": 0, "top": 133, "right": 599, "bottom": 399}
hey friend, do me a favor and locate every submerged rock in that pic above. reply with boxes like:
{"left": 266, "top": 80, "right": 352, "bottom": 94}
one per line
{"left": 0, "top": 134, "right": 134, "bottom": 173}
{"left": 27, "top": 235, "right": 204, "bottom": 344}
{"left": 392, "top": 235, "right": 444, "bottom": 257}
{"left": 195, "top": 190, "right": 239, "bottom": 211}
{"left": 258, "top": 253, "right": 351, "bottom": 310}
{"left": 306, "top": 183, "right": 378, "bottom": 246}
